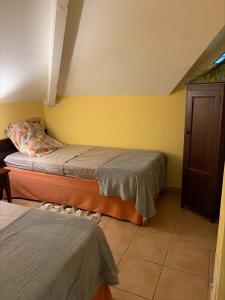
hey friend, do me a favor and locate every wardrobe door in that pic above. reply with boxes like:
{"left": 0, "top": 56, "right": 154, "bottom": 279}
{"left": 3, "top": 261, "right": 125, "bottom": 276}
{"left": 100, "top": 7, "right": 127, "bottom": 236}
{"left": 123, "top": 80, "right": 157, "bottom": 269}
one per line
{"left": 182, "top": 88, "right": 222, "bottom": 218}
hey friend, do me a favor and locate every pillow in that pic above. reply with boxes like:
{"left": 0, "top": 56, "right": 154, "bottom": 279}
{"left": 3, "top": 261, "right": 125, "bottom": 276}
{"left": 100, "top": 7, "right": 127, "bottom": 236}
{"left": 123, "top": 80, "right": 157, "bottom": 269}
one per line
{"left": 26, "top": 118, "right": 45, "bottom": 132}
{"left": 5, "top": 119, "right": 65, "bottom": 157}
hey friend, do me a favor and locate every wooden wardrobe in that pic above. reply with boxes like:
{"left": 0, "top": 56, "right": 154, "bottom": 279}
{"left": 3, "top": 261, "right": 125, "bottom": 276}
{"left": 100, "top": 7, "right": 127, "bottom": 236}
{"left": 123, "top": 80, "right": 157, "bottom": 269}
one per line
{"left": 182, "top": 83, "right": 225, "bottom": 222}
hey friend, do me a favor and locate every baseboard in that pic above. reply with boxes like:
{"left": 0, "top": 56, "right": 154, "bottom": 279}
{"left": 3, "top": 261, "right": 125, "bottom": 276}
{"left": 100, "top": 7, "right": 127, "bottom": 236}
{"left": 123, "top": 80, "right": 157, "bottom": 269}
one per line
{"left": 210, "top": 253, "right": 218, "bottom": 300}
{"left": 209, "top": 282, "right": 214, "bottom": 300}
{"left": 164, "top": 186, "right": 181, "bottom": 192}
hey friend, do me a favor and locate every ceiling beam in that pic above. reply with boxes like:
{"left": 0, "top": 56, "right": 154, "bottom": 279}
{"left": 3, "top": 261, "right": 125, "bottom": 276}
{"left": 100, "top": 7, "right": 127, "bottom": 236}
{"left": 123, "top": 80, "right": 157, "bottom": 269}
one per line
{"left": 44, "top": 0, "right": 69, "bottom": 107}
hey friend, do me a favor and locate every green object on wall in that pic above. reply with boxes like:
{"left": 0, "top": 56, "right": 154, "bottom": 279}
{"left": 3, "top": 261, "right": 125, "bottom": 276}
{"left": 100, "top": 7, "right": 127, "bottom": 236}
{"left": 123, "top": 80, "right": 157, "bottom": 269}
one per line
{"left": 203, "top": 63, "right": 225, "bottom": 83}
{"left": 191, "top": 62, "right": 225, "bottom": 84}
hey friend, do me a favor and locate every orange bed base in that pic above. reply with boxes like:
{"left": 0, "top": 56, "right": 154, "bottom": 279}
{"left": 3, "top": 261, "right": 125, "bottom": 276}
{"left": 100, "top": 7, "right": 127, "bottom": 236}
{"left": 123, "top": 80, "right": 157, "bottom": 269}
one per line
{"left": 6, "top": 167, "right": 143, "bottom": 225}
{"left": 92, "top": 285, "right": 112, "bottom": 300}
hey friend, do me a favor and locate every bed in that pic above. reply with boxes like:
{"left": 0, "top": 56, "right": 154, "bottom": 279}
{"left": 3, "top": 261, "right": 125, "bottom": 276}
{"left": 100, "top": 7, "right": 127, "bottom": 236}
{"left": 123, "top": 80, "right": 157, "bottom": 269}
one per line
{"left": 0, "top": 122, "right": 166, "bottom": 225}
{"left": 0, "top": 201, "right": 118, "bottom": 300}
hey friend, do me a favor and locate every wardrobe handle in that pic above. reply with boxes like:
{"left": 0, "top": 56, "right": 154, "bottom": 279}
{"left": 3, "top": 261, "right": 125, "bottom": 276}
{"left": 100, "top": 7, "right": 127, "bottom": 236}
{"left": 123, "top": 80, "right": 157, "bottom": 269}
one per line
{"left": 186, "top": 130, "right": 191, "bottom": 134}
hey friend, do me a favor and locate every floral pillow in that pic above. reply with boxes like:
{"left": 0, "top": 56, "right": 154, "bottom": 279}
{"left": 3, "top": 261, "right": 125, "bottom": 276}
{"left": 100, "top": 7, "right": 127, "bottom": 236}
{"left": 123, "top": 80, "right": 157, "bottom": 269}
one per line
{"left": 5, "top": 118, "right": 65, "bottom": 157}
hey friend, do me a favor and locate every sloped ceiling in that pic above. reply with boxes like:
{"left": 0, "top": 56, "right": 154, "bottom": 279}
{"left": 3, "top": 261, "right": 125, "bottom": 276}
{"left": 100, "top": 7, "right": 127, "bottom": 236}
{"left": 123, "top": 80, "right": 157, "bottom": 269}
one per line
{"left": 0, "top": 0, "right": 224, "bottom": 103}
{"left": 0, "top": 0, "right": 51, "bottom": 103}
{"left": 59, "top": 0, "right": 225, "bottom": 96}
{"left": 181, "top": 26, "right": 225, "bottom": 84}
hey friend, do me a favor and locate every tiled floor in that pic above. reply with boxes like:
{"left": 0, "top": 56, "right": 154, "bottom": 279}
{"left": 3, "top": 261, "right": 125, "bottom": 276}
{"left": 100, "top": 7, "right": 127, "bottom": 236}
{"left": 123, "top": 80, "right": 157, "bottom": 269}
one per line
{"left": 12, "top": 191, "right": 218, "bottom": 300}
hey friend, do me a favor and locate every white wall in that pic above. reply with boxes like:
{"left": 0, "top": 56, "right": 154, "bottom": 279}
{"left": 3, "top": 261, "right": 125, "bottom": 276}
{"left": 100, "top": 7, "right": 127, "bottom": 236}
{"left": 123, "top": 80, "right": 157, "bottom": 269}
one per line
{"left": 59, "top": 0, "right": 225, "bottom": 96}
{"left": 0, "top": 0, "right": 51, "bottom": 103}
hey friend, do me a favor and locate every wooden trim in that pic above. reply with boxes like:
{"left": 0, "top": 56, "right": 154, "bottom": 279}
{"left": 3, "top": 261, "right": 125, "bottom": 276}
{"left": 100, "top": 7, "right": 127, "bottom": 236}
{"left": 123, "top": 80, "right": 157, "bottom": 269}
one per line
{"left": 187, "top": 83, "right": 225, "bottom": 91}
{"left": 0, "top": 139, "right": 17, "bottom": 168}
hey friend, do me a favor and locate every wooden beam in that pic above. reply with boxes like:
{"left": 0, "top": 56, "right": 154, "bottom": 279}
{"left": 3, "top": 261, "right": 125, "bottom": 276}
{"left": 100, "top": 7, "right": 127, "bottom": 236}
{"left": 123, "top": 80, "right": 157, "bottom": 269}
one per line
{"left": 45, "top": 0, "right": 69, "bottom": 106}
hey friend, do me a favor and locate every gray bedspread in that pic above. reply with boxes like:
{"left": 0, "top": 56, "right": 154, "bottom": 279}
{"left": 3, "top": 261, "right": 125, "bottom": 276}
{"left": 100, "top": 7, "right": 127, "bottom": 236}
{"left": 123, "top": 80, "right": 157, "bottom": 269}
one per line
{"left": 33, "top": 144, "right": 94, "bottom": 176}
{"left": 0, "top": 208, "right": 118, "bottom": 300}
{"left": 64, "top": 146, "right": 124, "bottom": 179}
{"left": 4, "top": 145, "right": 123, "bottom": 179}
{"left": 97, "top": 150, "right": 166, "bottom": 219}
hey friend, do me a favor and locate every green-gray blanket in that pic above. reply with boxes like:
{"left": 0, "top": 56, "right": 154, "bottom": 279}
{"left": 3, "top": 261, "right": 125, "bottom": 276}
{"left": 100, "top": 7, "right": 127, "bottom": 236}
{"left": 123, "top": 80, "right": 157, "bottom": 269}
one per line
{"left": 0, "top": 209, "right": 118, "bottom": 300}
{"left": 97, "top": 150, "right": 166, "bottom": 219}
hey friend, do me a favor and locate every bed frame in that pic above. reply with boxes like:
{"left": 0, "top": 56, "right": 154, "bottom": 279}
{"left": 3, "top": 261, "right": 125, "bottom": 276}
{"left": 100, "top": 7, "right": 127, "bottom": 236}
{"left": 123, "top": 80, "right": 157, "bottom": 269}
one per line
{"left": 0, "top": 138, "right": 143, "bottom": 225}
{"left": 0, "top": 138, "right": 17, "bottom": 168}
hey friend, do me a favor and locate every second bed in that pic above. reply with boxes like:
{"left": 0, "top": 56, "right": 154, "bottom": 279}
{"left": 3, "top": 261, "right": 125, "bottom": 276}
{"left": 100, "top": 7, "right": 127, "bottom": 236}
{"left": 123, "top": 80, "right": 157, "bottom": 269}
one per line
{"left": 4, "top": 143, "right": 166, "bottom": 225}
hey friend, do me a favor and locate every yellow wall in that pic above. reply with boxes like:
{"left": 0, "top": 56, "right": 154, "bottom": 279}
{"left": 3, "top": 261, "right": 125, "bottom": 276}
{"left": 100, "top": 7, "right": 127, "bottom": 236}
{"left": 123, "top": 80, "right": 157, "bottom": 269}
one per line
{"left": 215, "top": 167, "right": 225, "bottom": 300}
{"left": 0, "top": 101, "right": 43, "bottom": 139}
{"left": 44, "top": 88, "right": 186, "bottom": 188}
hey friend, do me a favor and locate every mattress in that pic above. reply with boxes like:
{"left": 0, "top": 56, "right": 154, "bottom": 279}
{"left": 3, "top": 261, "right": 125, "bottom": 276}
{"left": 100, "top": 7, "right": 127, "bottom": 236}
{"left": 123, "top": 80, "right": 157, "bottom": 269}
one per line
{"left": 4, "top": 151, "right": 35, "bottom": 170}
{"left": 4, "top": 145, "right": 123, "bottom": 179}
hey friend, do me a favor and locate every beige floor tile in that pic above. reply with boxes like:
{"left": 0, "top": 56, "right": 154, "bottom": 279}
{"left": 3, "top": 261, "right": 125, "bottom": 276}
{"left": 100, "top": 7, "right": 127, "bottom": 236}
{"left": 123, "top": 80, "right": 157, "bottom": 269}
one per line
{"left": 98, "top": 215, "right": 111, "bottom": 229}
{"left": 156, "top": 192, "right": 181, "bottom": 211}
{"left": 156, "top": 196, "right": 181, "bottom": 212}
{"left": 156, "top": 200, "right": 180, "bottom": 212}
{"left": 158, "top": 191, "right": 181, "bottom": 203}
{"left": 117, "top": 255, "right": 161, "bottom": 299}
{"left": 156, "top": 196, "right": 181, "bottom": 224}
{"left": 173, "top": 222, "right": 211, "bottom": 249}
{"left": 107, "top": 218, "right": 138, "bottom": 233}
{"left": 111, "top": 287, "right": 145, "bottom": 300}
{"left": 103, "top": 225, "right": 136, "bottom": 255}
{"left": 154, "top": 210, "right": 179, "bottom": 227}
{"left": 178, "top": 209, "right": 211, "bottom": 228}
{"left": 138, "top": 217, "right": 175, "bottom": 241}
{"left": 154, "top": 267, "right": 208, "bottom": 300}
{"left": 126, "top": 232, "right": 169, "bottom": 264}
{"left": 165, "top": 242, "right": 209, "bottom": 278}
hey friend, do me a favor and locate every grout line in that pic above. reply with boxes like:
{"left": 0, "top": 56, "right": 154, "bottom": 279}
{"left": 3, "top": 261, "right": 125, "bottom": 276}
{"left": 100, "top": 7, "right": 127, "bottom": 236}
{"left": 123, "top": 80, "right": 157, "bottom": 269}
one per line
{"left": 116, "top": 226, "right": 139, "bottom": 266}
{"left": 121, "top": 254, "right": 164, "bottom": 267}
{"left": 163, "top": 265, "right": 209, "bottom": 281}
{"left": 159, "top": 203, "right": 211, "bottom": 286}
{"left": 152, "top": 207, "right": 180, "bottom": 300}
{"left": 174, "top": 208, "right": 213, "bottom": 290}
{"left": 99, "top": 216, "right": 111, "bottom": 230}
{"left": 151, "top": 264, "right": 164, "bottom": 299}
{"left": 113, "top": 286, "right": 149, "bottom": 299}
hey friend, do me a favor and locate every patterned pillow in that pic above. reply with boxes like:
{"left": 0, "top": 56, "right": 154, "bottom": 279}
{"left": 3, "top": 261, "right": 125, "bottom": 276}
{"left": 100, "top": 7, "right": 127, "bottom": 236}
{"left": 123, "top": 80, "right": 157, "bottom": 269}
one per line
{"left": 26, "top": 118, "right": 45, "bottom": 132}
{"left": 5, "top": 119, "right": 65, "bottom": 157}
